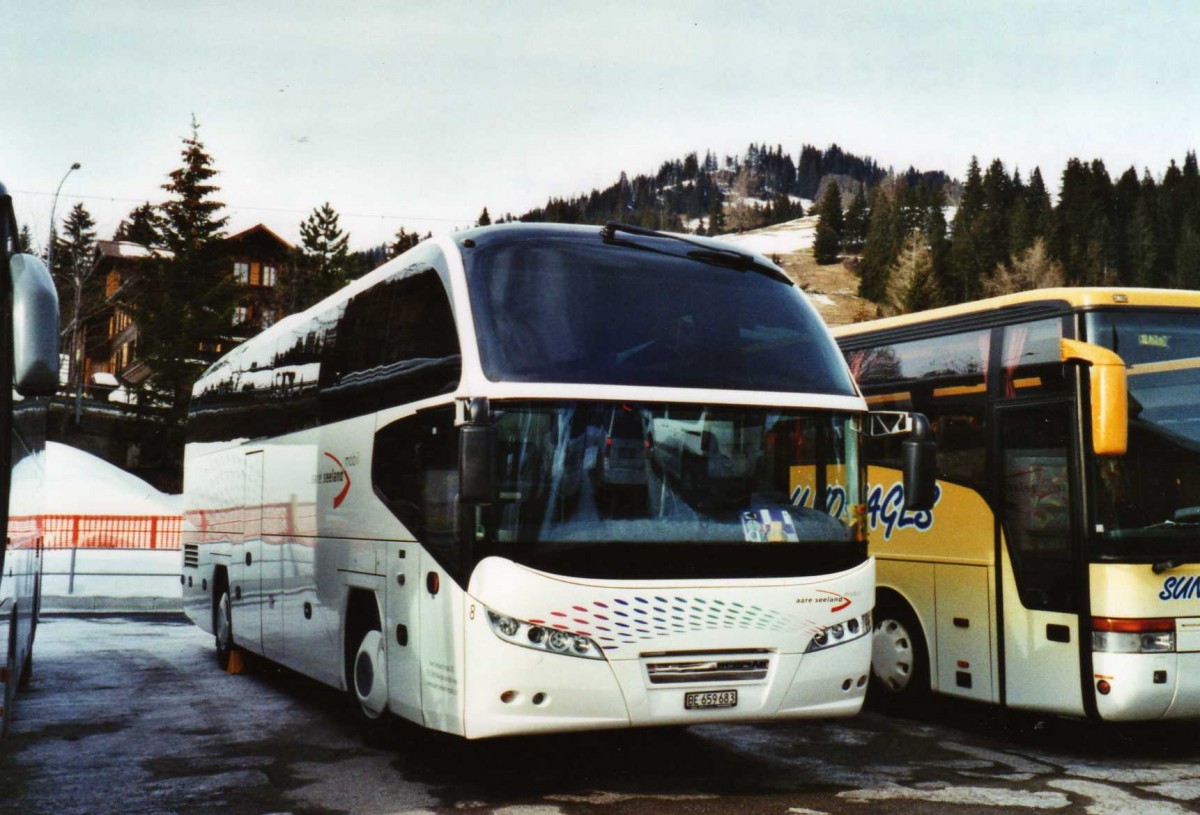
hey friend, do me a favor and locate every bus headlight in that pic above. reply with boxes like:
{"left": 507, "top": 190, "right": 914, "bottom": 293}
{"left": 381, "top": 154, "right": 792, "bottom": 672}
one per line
{"left": 806, "top": 611, "right": 872, "bottom": 654}
{"left": 1092, "top": 617, "right": 1176, "bottom": 654}
{"left": 486, "top": 609, "right": 604, "bottom": 660}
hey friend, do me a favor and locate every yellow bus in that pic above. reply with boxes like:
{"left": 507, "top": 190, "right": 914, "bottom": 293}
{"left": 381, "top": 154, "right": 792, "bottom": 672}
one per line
{"left": 833, "top": 288, "right": 1200, "bottom": 721}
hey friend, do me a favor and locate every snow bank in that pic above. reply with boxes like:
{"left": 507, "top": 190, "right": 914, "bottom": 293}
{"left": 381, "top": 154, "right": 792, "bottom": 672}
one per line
{"left": 46, "top": 442, "right": 181, "bottom": 515}
{"left": 719, "top": 216, "right": 818, "bottom": 256}
{"left": 42, "top": 443, "right": 183, "bottom": 606}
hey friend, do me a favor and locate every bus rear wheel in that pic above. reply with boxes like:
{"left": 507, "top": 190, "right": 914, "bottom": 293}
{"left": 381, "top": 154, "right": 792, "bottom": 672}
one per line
{"left": 215, "top": 587, "right": 234, "bottom": 670}
{"left": 870, "top": 597, "right": 930, "bottom": 708}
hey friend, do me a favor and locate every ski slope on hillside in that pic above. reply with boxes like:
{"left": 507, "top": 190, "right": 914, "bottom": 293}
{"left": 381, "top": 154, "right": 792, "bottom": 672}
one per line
{"left": 719, "top": 215, "right": 817, "bottom": 256}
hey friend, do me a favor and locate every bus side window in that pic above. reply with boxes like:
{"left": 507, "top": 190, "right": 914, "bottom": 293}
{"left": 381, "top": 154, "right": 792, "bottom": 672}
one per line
{"left": 321, "top": 253, "right": 462, "bottom": 423}
{"left": 373, "top": 407, "right": 461, "bottom": 577}
{"left": 1001, "top": 318, "right": 1069, "bottom": 397}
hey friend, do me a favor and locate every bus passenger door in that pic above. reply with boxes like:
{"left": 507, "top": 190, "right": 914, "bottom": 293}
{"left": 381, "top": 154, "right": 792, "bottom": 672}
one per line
{"left": 996, "top": 403, "right": 1085, "bottom": 715}
{"left": 235, "top": 451, "right": 264, "bottom": 654}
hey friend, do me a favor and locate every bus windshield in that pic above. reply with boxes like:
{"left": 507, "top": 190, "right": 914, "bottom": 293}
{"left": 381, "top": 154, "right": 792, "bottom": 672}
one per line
{"left": 1087, "top": 310, "right": 1200, "bottom": 553}
{"left": 482, "top": 401, "right": 865, "bottom": 578}
{"left": 463, "top": 231, "right": 856, "bottom": 396}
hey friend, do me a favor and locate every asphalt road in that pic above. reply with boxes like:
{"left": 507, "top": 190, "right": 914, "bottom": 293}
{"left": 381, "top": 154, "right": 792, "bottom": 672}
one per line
{"left": 3, "top": 615, "right": 1200, "bottom": 815}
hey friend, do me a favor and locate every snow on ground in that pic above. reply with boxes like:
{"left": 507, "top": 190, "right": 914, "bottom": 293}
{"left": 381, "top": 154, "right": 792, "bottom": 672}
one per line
{"left": 42, "top": 442, "right": 183, "bottom": 603}
{"left": 718, "top": 216, "right": 818, "bottom": 256}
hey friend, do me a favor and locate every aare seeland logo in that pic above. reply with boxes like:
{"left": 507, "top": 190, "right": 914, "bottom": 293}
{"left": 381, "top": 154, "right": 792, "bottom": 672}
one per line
{"left": 314, "top": 452, "right": 354, "bottom": 508}
{"left": 796, "top": 589, "right": 853, "bottom": 612}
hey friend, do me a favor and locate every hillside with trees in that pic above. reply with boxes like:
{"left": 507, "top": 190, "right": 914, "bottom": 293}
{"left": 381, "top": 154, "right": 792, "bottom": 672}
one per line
{"left": 826, "top": 153, "right": 1200, "bottom": 318}
{"left": 510, "top": 143, "right": 934, "bottom": 236}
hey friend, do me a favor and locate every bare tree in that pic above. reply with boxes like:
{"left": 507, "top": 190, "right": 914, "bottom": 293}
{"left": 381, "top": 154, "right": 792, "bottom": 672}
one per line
{"left": 884, "top": 231, "right": 939, "bottom": 316}
{"left": 982, "top": 238, "right": 1065, "bottom": 297}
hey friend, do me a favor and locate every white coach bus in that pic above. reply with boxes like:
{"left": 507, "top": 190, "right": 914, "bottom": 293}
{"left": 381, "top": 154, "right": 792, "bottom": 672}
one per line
{"left": 182, "top": 222, "right": 931, "bottom": 740}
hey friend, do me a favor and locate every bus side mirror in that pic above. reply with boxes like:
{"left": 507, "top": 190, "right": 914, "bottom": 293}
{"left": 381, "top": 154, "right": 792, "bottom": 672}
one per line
{"left": 10, "top": 253, "right": 60, "bottom": 396}
{"left": 1061, "top": 338, "right": 1127, "bottom": 456}
{"left": 460, "top": 398, "right": 495, "bottom": 504}
{"left": 902, "top": 413, "right": 937, "bottom": 512}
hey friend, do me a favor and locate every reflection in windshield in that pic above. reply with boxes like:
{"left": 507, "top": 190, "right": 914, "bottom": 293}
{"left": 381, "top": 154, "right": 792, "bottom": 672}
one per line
{"left": 487, "top": 402, "right": 864, "bottom": 547}
{"left": 1088, "top": 312, "right": 1200, "bottom": 540}
{"left": 463, "top": 233, "right": 856, "bottom": 396}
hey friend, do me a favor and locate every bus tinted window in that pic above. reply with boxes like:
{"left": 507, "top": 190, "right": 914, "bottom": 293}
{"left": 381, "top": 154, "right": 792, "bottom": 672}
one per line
{"left": 320, "top": 256, "right": 461, "bottom": 422}
{"left": 1001, "top": 318, "right": 1067, "bottom": 395}
{"left": 463, "top": 235, "right": 855, "bottom": 396}
{"left": 849, "top": 330, "right": 988, "bottom": 388}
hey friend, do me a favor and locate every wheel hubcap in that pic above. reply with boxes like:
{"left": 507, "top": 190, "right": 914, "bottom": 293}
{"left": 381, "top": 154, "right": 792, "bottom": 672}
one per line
{"left": 354, "top": 630, "right": 387, "bottom": 719}
{"left": 872, "top": 618, "right": 914, "bottom": 692}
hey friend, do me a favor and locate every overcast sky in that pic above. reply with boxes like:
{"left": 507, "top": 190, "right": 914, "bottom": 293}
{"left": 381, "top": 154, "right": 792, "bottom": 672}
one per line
{"left": 5, "top": 1, "right": 1199, "bottom": 253}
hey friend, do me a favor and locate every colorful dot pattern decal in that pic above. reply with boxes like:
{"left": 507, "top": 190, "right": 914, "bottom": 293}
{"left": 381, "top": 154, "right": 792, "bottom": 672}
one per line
{"left": 529, "top": 595, "right": 803, "bottom": 651}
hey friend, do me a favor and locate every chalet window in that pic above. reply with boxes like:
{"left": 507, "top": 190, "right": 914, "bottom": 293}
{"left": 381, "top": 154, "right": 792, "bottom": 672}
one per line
{"left": 233, "top": 262, "right": 250, "bottom": 284}
{"left": 261, "top": 308, "right": 276, "bottom": 328}
{"left": 233, "top": 306, "right": 250, "bottom": 326}
{"left": 262, "top": 265, "right": 278, "bottom": 287}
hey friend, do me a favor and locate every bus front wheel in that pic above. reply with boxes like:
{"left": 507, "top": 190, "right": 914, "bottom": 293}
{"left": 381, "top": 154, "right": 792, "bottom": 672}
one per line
{"left": 870, "top": 597, "right": 930, "bottom": 708}
{"left": 345, "top": 604, "right": 391, "bottom": 745}
{"left": 352, "top": 628, "right": 388, "bottom": 720}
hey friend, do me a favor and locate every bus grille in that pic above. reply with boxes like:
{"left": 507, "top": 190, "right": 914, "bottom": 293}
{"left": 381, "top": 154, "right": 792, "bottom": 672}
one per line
{"left": 183, "top": 543, "right": 199, "bottom": 569}
{"left": 645, "top": 654, "right": 770, "bottom": 685}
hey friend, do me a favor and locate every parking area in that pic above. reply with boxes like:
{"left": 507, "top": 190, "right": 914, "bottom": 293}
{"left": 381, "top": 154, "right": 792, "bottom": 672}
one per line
{"left": 3, "top": 615, "right": 1200, "bottom": 815}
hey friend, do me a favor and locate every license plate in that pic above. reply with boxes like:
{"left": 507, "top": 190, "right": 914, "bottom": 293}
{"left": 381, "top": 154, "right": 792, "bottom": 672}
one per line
{"left": 684, "top": 690, "right": 738, "bottom": 710}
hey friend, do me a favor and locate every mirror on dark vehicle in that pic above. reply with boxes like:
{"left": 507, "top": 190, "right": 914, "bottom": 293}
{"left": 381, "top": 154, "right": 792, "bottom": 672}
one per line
{"left": 902, "top": 413, "right": 937, "bottom": 511}
{"left": 460, "top": 424, "right": 496, "bottom": 504}
{"left": 10, "top": 253, "right": 60, "bottom": 396}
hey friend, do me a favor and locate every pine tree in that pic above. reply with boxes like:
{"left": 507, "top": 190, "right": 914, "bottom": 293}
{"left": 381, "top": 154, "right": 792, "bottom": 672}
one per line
{"left": 477, "top": 207, "right": 492, "bottom": 227}
{"left": 52, "top": 202, "right": 98, "bottom": 393}
{"left": 125, "top": 116, "right": 235, "bottom": 417}
{"left": 842, "top": 189, "right": 869, "bottom": 252}
{"left": 1174, "top": 221, "right": 1200, "bottom": 289}
{"left": 392, "top": 226, "right": 422, "bottom": 256}
{"left": 1127, "top": 197, "right": 1159, "bottom": 287}
{"left": 17, "top": 224, "right": 33, "bottom": 254}
{"left": 282, "top": 202, "right": 354, "bottom": 312}
{"left": 706, "top": 196, "right": 727, "bottom": 236}
{"left": 946, "top": 158, "right": 986, "bottom": 302}
{"left": 114, "top": 203, "right": 163, "bottom": 247}
{"left": 811, "top": 182, "right": 843, "bottom": 264}
{"left": 858, "top": 184, "right": 901, "bottom": 302}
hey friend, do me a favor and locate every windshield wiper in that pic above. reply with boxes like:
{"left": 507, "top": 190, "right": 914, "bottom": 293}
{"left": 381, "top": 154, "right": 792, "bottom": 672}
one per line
{"left": 600, "top": 221, "right": 790, "bottom": 284}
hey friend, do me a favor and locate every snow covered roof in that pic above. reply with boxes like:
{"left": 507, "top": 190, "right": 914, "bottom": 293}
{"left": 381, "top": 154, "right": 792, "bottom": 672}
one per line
{"left": 94, "top": 240, "right": 174, "bottom": 260}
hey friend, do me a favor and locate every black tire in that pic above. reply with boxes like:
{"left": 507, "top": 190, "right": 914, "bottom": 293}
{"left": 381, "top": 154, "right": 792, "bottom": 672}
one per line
{"left": 214, "top": 586, "right": 234, "bottom": 671}
{"left": 869, "top": 595, "right": 930, "bottom": 710}
{"left": 346, "top": 611, "right": 391, "bottom": 746}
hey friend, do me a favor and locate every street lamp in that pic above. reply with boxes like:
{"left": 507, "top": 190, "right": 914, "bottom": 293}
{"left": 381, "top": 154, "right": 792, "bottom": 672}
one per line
{"left": 45, "top": 161, "right": 81, "bottom": 273}
{"left": 44, "top": 162, "right": 82, "bottom": 420}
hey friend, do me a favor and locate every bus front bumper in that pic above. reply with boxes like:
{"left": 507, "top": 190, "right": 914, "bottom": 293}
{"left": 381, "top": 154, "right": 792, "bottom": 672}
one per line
{"left": 1092, "top": 651, "right": 1200, "bottom": 721}
{"left": 462, "top": 631, "right": 871, "bottom": 739}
